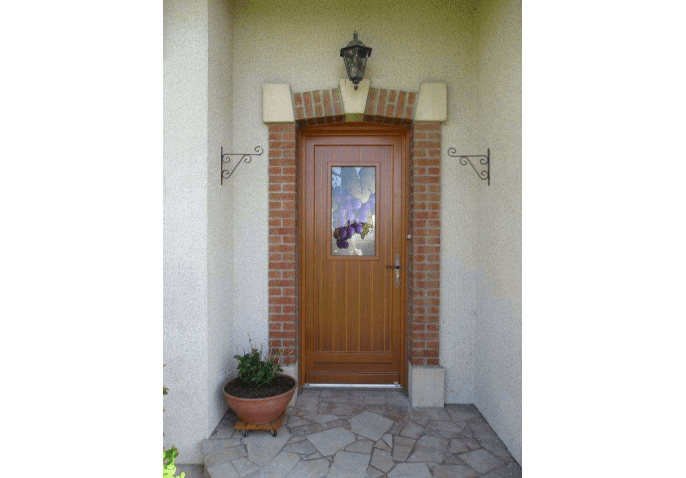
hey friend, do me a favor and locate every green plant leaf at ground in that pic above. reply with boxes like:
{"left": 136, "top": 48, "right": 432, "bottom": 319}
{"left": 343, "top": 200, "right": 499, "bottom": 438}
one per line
{"left": 163, "top": 447, "right": 185, "bottom": 478}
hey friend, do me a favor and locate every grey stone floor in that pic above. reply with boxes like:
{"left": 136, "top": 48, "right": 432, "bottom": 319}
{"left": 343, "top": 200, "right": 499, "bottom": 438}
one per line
{"left": 200, "top": 388, "right": 521, "bottom": 478}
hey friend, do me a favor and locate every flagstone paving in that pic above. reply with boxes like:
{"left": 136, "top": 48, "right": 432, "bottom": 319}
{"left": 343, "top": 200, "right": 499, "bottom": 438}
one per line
{"left": 202, "top": 389, "right": 521, "bottom": 478}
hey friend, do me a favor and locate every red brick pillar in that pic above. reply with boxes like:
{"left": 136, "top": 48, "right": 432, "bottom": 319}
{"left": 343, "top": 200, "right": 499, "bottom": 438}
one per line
{"left": 408, "top": 122, "right": 441, "bottom": 366}
{"left": 267, "top": 123, "right": 298, "bottom": 364}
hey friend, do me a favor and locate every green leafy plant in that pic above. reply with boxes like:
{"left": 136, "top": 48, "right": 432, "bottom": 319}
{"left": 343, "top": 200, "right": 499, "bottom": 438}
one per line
{"left": 163, "top": 447, "right": 185, "bottom": 478}
{"left": 163, "top": 365, "right": 184, "bottom": 478}
{"left": 234, "top": 341, "right": 283, "bottom": 388}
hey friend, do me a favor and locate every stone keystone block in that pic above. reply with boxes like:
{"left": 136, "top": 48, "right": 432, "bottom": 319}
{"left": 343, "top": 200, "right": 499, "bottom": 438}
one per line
{"left": 339, "top": 78, "right": 370, "bottom": 121}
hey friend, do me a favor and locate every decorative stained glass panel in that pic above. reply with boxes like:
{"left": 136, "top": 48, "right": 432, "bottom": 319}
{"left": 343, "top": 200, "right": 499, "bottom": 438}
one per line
{"left": 331, "top": 166, "right": 376, "bottom": 256}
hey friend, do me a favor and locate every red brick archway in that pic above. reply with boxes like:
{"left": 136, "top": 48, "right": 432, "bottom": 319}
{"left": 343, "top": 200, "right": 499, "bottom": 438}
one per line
{"left": 267, "top": 86, "right": 441, "bottom": 381}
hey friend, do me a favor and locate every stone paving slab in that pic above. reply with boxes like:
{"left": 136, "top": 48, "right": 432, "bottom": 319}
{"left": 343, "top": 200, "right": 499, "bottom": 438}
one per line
{"left": 366, "top": 465, "right": 385, "bottom": 478}
{"left": 288, "top": 457, "right": 331, "bottom": 478}
{"left": 482, "top": 461, "right": 523, "bottom": 478}
{"left": 459, "top": 448, "right": 503, "bottom": 474}
{"left": 244, "top": 429, "right": 291, "bottom": 466}
{"left": 374, "top": 437, "right": 392, "bottom": 451}
{"left": 425, "top": 419, "right": 464, "bottom": 438}
{"left": 407, "top": 434, "right": 448, "bottom": 463}
{"left": 450, "top": 438, "right": 470, "bottom": 454}
{"left": 349, "top": 411, "right": 394, "bottom": 441}
{"left": 205, "top": 445, "right": 247, "bottom": 468}
{"left": 202, "top": 389, "right": 520, "bottom": 478}
{"left": 231, "top": 457, "right": 259, "bottom": 477}
{"left": 327, "top": 451, "right": 370, "bottom": 478}
{"left": 399, "top": 421, "right": 424, "bottom": 439}
{"left": 318, "top": 402, "right": 354, "bottom": 416}
{"left": 283, "top": 436, "right": 317, "bottom": 455}
{"left": 210, "top": 423, "right": 239, "bottom": 440}
{"left": 310, "top": 414, "right": 338, "bottom": 424}
{"left": 388, "top": 462, "right": 432, "bottom": 478}
{"left": 345, "top": 438, "right": 374, "bottom": 454}
{"left": 392, "top": 435, "right": 416, "bottom": 462}
{"left": 370, "top": 448, "right": 394, "bottom": 473}
{"left": 175, "top": 464, "right": 205, "bottom": 478}
{"left": 253, "top": 451, "right": 300, "bottom": 478}
{"left": 306, "top": 426, "right": 356, "bottom": 457}
{"left": 468, "top": 421, "right": 512, "bottom": 461}
{"left": 206, "top": 460, "right": 239, "bottom": 478}
{"left": 432, "top": 464, "right": 480, "bottom": 478}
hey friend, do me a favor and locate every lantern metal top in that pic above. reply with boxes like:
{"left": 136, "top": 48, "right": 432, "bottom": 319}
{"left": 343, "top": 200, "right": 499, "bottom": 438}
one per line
{"left": 344, "top": 31, "right": 368, "bottom": 49}
{"left": 340, "top": 31, "right": 372, "bottom": 57}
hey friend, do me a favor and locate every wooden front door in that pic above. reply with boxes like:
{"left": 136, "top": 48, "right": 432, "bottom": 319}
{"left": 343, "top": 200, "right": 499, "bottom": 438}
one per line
{"left": 300, "top": 125, "right": 407, "bottom": 385}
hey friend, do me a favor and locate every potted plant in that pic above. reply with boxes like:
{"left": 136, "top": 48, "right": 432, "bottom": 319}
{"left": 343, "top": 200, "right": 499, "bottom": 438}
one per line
{"left": 223, "top": 342, "right": 296, "bottom": 436}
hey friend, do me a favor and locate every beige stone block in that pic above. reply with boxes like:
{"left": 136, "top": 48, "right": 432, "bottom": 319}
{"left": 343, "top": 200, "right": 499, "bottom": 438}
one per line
{"left": 414, "top": 83, "right": 447, "bottom": 122}
{"left": 408, "top": 362, "right": 445, "bottom": 408}
{"left": 263, "top": 84, "right": 295, "bottom": 123}
{"left": 339, "top": 78, "right": 370, "bottom": 121}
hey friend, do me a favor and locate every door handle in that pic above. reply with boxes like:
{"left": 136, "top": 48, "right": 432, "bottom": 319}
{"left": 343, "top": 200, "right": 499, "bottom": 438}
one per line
{"left": 386, "top": 254, "right": 401, "bottom": 288}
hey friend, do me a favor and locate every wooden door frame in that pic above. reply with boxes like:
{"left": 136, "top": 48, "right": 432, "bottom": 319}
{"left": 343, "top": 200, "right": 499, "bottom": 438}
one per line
{"left": 298, "top": 123, "right": 409, "bottom": 387}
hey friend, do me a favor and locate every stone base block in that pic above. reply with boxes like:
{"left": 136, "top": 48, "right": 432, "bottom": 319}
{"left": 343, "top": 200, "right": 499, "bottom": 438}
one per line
{"left": 408, "top": 362, "right": 445, "bottom": 408}
{"left": 281, "top": 362, "right": 298, "bottom": 407}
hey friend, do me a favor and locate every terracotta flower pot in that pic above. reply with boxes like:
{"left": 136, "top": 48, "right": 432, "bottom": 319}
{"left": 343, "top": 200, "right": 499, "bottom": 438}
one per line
{"left": 222, "top": 373, "right": 296, "bottom": 425}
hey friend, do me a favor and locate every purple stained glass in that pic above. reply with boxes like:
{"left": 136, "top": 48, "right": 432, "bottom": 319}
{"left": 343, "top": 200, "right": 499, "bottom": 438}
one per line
{"left": 331, "top": 166, "right": 376, "bottom": 256}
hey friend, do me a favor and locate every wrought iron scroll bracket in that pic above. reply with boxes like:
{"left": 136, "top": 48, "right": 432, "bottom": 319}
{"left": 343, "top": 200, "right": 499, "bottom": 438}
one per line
{"left": 447, "top": 147, "right": 490, "bottom": 186}
{"left": 220, "top": 146, "right": 264, "bottom": 185}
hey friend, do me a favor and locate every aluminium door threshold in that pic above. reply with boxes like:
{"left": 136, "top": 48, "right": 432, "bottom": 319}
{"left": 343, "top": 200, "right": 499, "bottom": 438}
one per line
{"left": 302, "top": 383, "right": 402, "bottom": 389}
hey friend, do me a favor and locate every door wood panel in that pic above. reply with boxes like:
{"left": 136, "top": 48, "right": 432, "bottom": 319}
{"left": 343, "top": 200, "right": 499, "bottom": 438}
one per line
{"left": 299, "top": 125, "right": 407, "bottom": 384}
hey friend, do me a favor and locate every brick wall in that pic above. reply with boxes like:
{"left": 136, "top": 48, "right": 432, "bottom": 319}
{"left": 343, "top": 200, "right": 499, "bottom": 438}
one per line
{"left": 293, "top": 89, "right": 344, "bottom": 125}
{"left": 267, "top": 123, "right": 298, "bottom": 364}
{"left": 267, "top": 88, "right": 441, "bottom": 371}
{"left": 407, "top": 122, "right": 442, "bottom": 366}
{"left": 364, "top": 87, "right": 417, "bottom": 125}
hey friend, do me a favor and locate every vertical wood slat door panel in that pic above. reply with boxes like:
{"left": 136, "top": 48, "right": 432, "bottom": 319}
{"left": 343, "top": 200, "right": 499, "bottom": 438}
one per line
{"left": 300, "top": 126, "right": 406, "bottom": 384}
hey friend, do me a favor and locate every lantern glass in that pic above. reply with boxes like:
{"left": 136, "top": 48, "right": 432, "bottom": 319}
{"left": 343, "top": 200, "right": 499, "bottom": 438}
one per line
{"left": 340, "top": 32, "right": 372, "bottom": 89}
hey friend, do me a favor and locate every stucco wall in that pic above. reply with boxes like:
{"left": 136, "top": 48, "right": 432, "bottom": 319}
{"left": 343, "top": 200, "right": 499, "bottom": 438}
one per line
{"left": 163, "top": 0, "right": 211, "bottom": 464}
{"left": 207, "top": 0, "right": 235, "bottom": 449}
{"left": 164, "top": 0, "right": 521, "bottom": 465}
{"left": 164, "top": 0, "right": 237, "bottom": 464}
{"left": 473, "top": 0, "right": 522, "bottom": 465}
{"left": 230, "top": 0, "right": 480, "bottom": 404}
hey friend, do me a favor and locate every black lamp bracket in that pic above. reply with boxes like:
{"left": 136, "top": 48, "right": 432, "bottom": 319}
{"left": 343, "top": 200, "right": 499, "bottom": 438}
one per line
{"left": 447, "top": 147, "right": 490, "bottom": 186}
{"left": 221, "top": 146, "right": 264, "bottom": 185}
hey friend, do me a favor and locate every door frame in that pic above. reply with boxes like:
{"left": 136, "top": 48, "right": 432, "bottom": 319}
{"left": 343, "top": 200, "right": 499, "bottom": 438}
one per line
{"left": 298, "top": 123, "right": 409, "bottom": 387}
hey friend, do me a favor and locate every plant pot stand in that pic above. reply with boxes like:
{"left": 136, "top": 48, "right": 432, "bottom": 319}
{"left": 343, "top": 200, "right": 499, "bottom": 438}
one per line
{"left": 234, "top": 410, "right": 286, "bottom": 437}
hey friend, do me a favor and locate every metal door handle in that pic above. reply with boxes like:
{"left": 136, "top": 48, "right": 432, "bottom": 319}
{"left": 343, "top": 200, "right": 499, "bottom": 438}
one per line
{"left": 387, "top": 254, "right": 401, "bottom": 288}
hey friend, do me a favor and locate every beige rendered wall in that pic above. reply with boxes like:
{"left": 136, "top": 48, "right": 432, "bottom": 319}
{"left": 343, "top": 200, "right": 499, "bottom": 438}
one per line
{"left": 207, "top": 0, "right": 235, "bottom": 455}
{"left": 163, "top": 0, "right": 521, "bottom": 464}
{"left": 473, "top": 0, "right": 522, "bottom": 465}
{"left": 164, "top": 0, "right": 237, "bottom": 464}
{"left": 230, "top": 0, "right": 480, "bottom": 405}
{"left": 163, "top": 0, "right": 211, "bottom": 464}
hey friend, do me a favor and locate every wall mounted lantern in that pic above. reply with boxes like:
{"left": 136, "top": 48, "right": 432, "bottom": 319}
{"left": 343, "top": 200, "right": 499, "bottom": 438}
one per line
{"left": 340, "top": 31, "right": 372, "bottom": 90}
